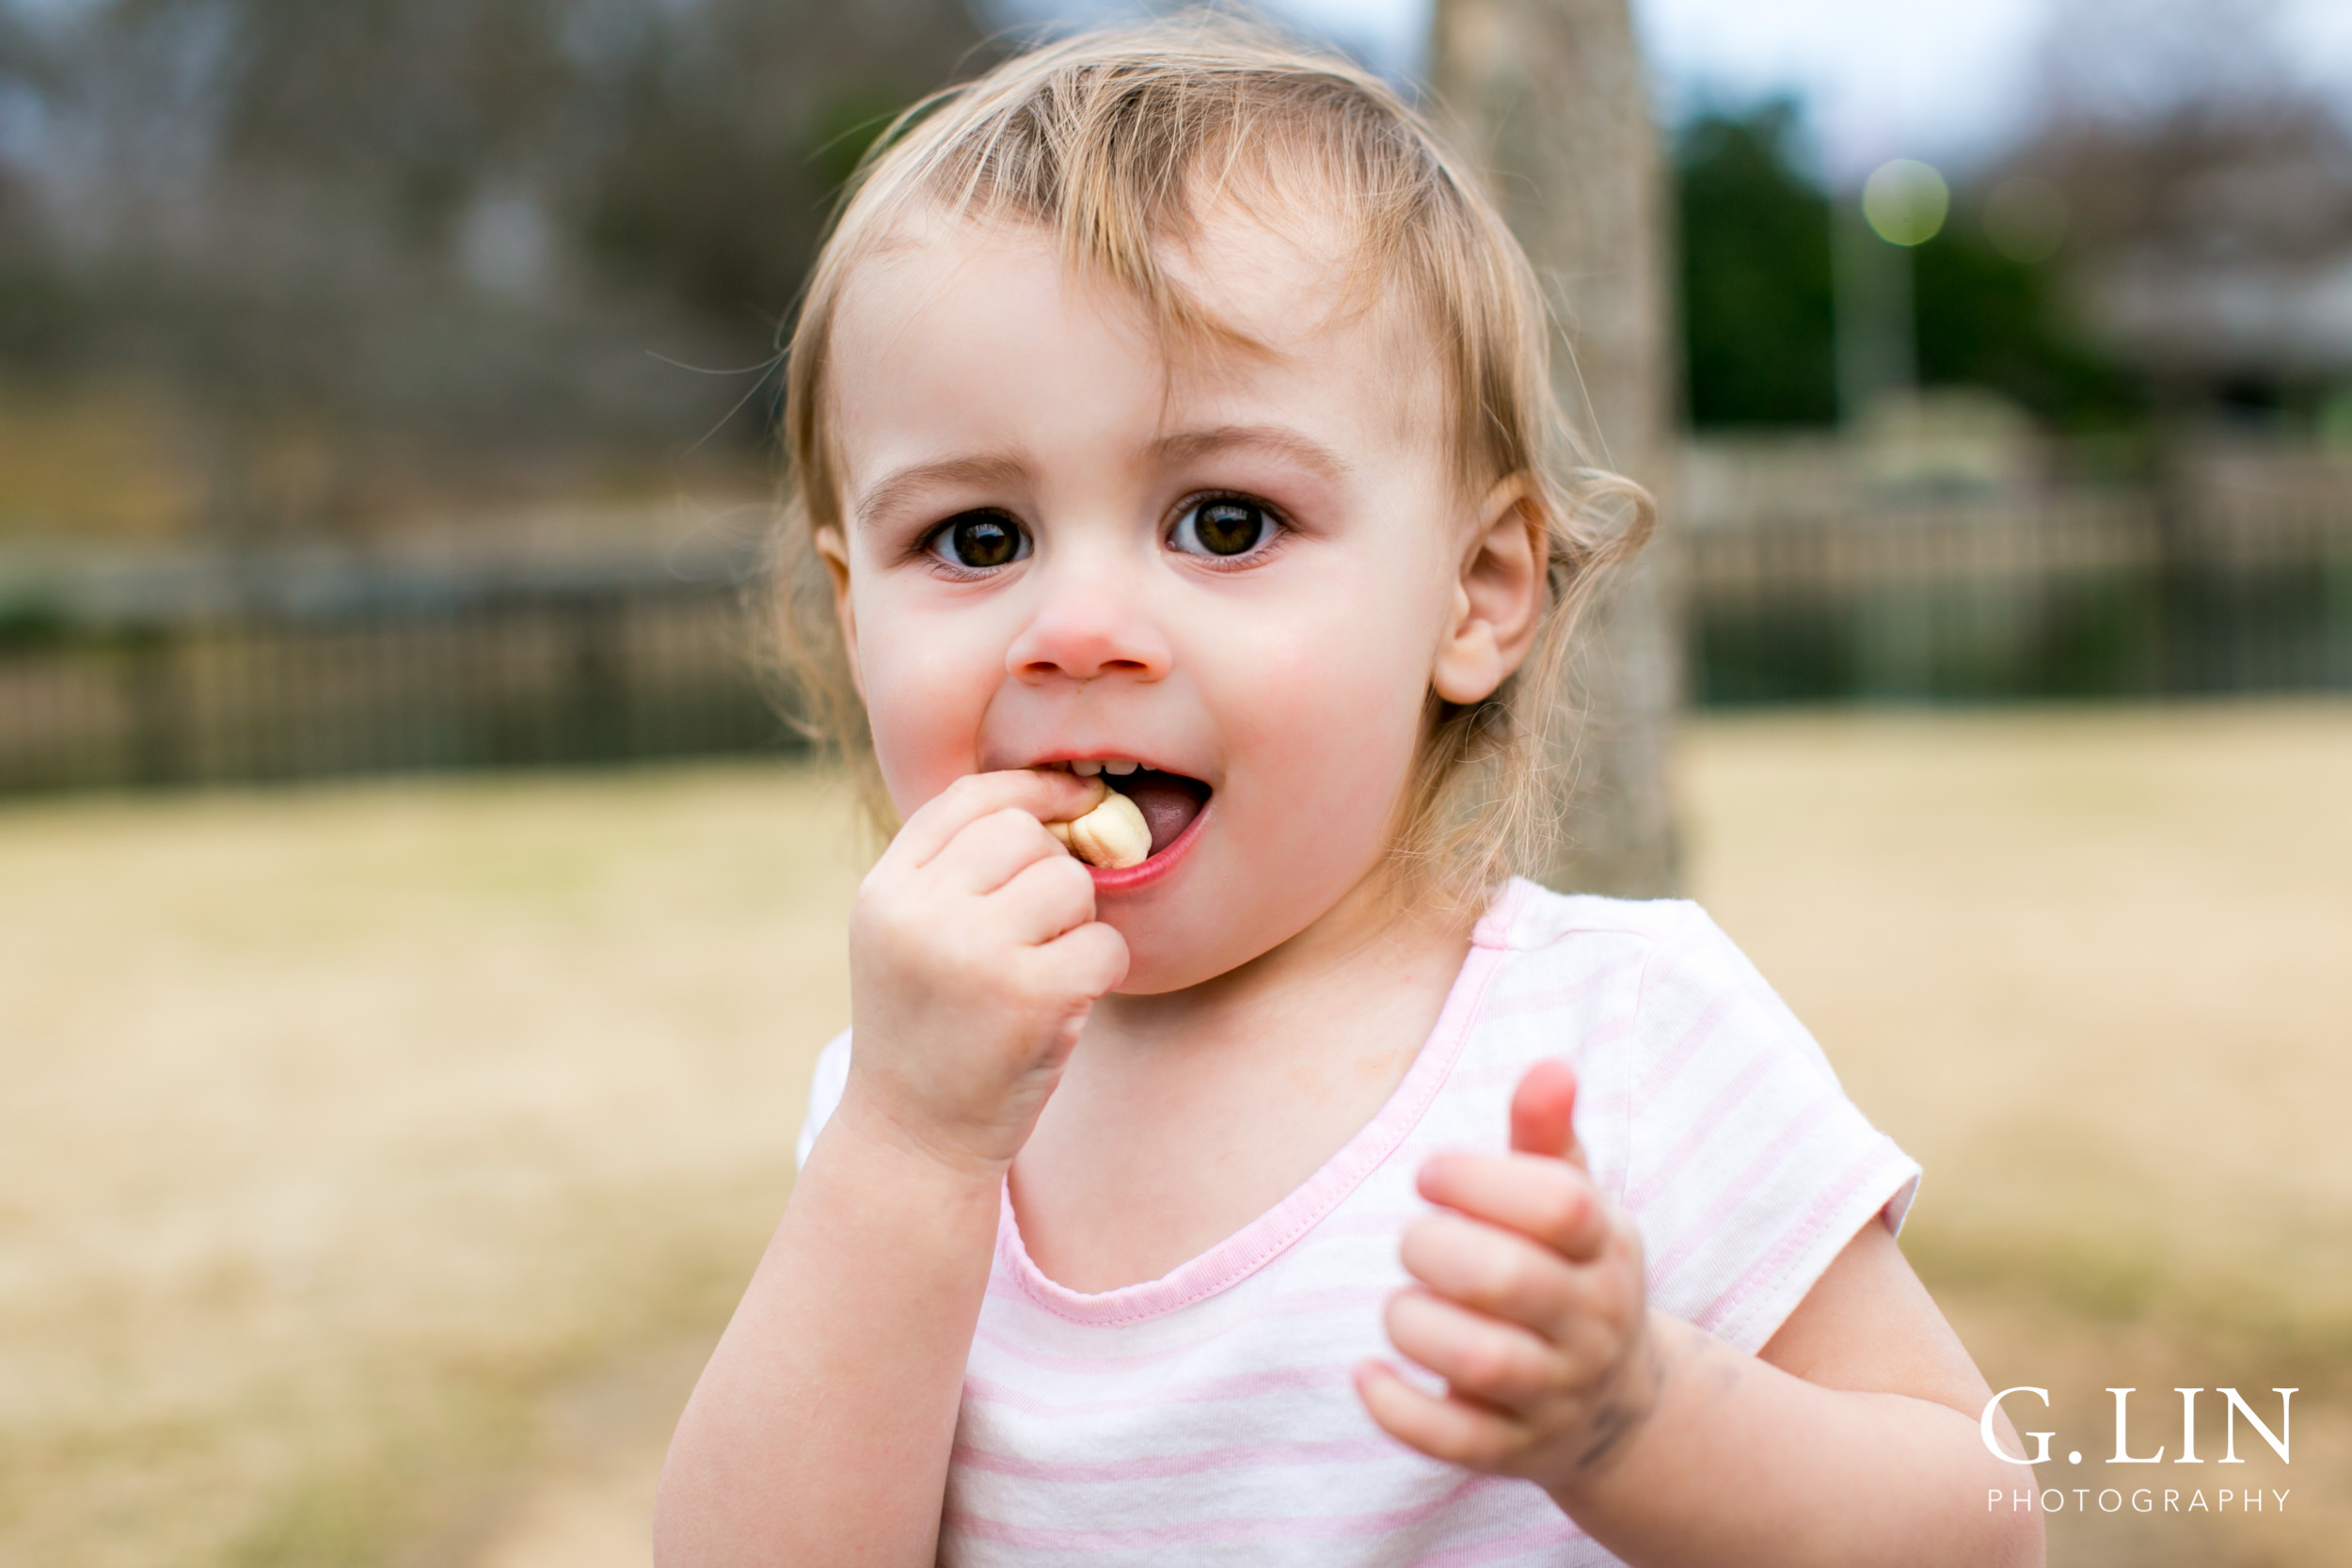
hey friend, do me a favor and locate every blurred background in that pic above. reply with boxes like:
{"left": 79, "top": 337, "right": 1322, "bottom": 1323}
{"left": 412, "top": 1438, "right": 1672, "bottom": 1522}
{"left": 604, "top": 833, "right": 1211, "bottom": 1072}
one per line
{"left": 1, "top": 2, "right": 2345, "bottom": 1565}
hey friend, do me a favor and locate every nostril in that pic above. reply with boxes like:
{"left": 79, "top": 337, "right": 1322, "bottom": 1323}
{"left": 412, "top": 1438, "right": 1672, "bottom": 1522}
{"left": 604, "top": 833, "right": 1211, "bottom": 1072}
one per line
{"left": 1007, "top": 627, "right": 1168, "bottom": 684}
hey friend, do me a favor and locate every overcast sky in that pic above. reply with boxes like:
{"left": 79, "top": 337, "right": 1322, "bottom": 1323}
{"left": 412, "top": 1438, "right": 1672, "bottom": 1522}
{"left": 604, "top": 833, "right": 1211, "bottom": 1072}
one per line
{"left": 998, "top": 0, "right": 2352, "bottom": 182}
{"left": 1634, "top": 0, "right": 2352, "bottom": 179}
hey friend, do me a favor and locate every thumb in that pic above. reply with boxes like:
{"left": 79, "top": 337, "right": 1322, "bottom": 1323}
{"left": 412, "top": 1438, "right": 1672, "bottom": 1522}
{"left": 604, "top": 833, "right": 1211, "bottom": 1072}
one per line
{"left": 1509, "top": 1058, "right": 1585, "bottom": 1168}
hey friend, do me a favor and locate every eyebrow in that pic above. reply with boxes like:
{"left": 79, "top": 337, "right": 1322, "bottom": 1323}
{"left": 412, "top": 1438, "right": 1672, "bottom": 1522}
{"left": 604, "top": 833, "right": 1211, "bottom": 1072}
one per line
{"left": 852, "top": 453, "right": 1028, "bottom": 531}
{"left": 1150, "top": 423, "right": 1352, "bottom": 479}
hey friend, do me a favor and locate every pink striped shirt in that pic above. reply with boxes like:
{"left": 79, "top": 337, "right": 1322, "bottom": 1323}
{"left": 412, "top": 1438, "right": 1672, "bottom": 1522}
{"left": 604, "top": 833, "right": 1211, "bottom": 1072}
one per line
{"left": 797, "top": 880, "right": 1920, "bottom": 1564}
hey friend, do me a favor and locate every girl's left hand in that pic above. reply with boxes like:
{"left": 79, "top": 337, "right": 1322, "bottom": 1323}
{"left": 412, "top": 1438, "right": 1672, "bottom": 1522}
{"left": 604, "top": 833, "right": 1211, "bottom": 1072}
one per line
{"left": 1355, "top": 1060, "right": 1664, "bottom": 1498}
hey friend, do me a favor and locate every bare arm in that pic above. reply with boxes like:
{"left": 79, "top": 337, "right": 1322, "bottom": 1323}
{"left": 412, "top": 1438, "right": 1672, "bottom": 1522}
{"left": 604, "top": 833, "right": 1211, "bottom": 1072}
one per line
{"left": 1549, "top": 1223, "right": 2040, "bottom": 1567}
{"left": 654, "top": 769, "right": 1121, "bottom": 1567}
{"left": 655, "top": 1110, "right": 1002, "bottom": 1565}
{"left": 1358, "top": 1061, "right": 2042, "bottom": 1568}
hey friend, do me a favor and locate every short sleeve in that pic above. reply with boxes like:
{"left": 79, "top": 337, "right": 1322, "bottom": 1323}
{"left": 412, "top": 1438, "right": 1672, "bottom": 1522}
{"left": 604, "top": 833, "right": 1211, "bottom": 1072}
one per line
{"left": 795, "top": 1030, "right": 853, "bottom": 1169}
{"left": 1613, "top": 908, "right": 1920, "bottom": 1354}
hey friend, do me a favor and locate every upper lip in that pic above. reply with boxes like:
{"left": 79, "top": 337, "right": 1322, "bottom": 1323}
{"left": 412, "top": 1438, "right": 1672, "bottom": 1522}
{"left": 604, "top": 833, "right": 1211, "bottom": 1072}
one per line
{"left": 1020, "top": 750, "right": 1206, "bottom": 781}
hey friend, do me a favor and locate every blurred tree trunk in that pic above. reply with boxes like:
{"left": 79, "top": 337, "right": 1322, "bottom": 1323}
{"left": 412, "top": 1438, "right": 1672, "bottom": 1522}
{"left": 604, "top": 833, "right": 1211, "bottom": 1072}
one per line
{"left": 1430, "top": 0, "right": 1681, "bottom": 897}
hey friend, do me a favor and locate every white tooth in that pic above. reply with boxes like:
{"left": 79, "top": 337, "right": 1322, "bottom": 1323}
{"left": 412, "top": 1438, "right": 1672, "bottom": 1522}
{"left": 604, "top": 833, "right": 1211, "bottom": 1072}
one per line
{"left": 1103, "top": 760, "right": 1138, "bottom": 776}
{"left": 1071, "top": 759, "right": 1102, "bottom": 776}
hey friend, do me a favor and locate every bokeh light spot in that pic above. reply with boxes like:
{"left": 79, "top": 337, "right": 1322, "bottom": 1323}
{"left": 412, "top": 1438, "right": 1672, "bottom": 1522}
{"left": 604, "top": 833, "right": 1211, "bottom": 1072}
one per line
{"left": 1862, "top": 158, "right": 1950, "bottom": 246}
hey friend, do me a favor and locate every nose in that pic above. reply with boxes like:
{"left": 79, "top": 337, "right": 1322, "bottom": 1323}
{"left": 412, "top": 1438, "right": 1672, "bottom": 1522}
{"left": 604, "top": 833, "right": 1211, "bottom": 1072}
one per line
{"left": 1005, "top": 555, "right": 1171, "bottom": 686}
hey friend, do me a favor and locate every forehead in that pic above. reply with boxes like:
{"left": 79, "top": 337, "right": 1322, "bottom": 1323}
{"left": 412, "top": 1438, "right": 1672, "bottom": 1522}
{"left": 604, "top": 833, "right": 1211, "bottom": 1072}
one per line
{"left": 825, "top": 198, "right": 1443, "bottom": 463}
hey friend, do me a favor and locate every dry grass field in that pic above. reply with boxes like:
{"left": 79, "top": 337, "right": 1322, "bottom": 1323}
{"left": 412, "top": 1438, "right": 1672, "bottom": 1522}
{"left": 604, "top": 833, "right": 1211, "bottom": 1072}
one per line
{"left": 2, "top": 703, "right": 2346, "bottom": 1568}
{"left": 1685, "top": 705, "right": 2352, "bottom": 1568}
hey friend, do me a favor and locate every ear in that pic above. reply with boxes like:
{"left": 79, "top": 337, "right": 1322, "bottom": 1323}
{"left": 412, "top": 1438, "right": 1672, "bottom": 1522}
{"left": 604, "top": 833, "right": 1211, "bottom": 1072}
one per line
{"left": 1431, "top": 473, "right": 1548, "bottom": 706}
{"left": 813, "top": 525, "right": 866, "bottom": 700}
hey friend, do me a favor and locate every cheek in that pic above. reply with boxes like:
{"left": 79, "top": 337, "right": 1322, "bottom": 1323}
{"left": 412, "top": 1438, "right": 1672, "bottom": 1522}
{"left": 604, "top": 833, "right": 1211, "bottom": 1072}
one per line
{"left": 1200, "top": 566, "right": 1444, "bottom": 848}
{"left": 853, "top": 588, "right": 1007, "bottom": 810}
{"left": 1243, "top": 626, "right": 1427, "bottom": 771}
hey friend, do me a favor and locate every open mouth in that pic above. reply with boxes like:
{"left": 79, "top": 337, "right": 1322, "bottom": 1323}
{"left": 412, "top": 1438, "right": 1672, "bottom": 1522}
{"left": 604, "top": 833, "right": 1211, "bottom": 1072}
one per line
{"left": 1102, "top": 767, "right": 1211, "bottom": 858}
{"left": 1051, "top": 759, "right": 1213, "bottom": 859}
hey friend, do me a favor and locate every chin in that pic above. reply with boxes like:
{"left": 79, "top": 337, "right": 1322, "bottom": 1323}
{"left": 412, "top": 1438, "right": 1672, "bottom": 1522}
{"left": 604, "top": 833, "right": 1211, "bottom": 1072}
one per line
{"left": 1096, "top": 851, "right": 1375, "bottom": 996}
{"left": 1099, "top": 919, "right": 1245, "bottom": 996}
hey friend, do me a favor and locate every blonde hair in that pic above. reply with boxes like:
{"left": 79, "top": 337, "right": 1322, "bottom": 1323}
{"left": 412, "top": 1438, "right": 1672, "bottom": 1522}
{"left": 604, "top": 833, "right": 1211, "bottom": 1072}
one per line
{"left": 771, "top": 14, "right": 1651, "bottom": 898}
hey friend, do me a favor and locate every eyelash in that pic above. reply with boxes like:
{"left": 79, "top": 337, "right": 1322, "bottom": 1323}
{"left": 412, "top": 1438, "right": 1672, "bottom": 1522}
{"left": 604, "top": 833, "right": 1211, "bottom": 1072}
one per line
{"left": 914, "top": 493, "right": 1290, "bottom": 577}
{"left": 919, "top": 510, "right": 1028, "bottom": 578}
{"left": 1168, "top": 493, "right": 1286, "bottom": 565}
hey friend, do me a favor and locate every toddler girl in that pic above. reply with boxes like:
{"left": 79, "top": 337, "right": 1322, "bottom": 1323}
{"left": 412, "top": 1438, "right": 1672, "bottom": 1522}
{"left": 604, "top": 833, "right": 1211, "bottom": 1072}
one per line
{"left": 658, "top": 21, "right": 2037, "bottom": 1567}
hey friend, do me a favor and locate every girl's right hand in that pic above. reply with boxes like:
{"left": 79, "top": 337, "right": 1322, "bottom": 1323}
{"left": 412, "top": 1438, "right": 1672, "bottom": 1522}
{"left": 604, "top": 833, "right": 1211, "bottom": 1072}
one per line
{"left": 836, "top": 768, "right": 1129, "bottom": 1178}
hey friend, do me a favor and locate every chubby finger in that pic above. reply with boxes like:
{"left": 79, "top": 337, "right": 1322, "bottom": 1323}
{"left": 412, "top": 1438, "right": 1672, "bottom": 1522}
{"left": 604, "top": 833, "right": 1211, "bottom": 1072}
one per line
{"left": 1036, "top": 917, "right": 1129, "bottom": 999}
{"left": 1384, "top": 1288, "right": 1557, "bottom": 1408}
{"left": 1510, "top": 1058, "right": 1585, "bottom": 1168}
{"left": 1417, "top": 1152, "right": 1612, "bottom": 1262}
{"left": 992, "top": 850, "right": 1100, "bottom": 945}
{"left": 927, "top": 806, "right": 1068, "bottom": 896}
{"left": 1353, "top": 1360, "right": 1522, "bottom": 1470}
{"left": 1399, "top": 1212, "right": 1579, "bottom": 1328}
{"left": 891, "top": 769, "right": 1104, "bottom": 869}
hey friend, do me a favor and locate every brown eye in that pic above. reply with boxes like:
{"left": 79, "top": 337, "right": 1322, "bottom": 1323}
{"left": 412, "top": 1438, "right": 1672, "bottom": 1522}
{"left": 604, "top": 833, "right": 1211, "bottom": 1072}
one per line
{"left": 1171, "top": 499, "right": 1273, "bottom": 558}
{"left": 930, "top": 511, "right": 1027, "bottom": 570}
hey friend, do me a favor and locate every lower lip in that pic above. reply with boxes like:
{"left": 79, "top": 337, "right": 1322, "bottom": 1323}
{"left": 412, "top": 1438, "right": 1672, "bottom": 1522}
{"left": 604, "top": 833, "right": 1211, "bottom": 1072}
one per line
{"left": 1090, "top": 798, "right": 1211, "bottom": 895}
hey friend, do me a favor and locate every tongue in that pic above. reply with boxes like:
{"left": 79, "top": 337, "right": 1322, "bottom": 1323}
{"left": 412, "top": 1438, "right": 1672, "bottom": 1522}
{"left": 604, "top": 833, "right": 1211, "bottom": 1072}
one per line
{"left": 1114, "top": 777, "right": 1205, "bottom": 856}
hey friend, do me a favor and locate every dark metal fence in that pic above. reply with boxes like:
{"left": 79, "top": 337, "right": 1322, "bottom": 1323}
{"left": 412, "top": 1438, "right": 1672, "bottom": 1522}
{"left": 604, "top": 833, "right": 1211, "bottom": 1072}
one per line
{"left": 1684, "top": 495, "right": 2352, "bottom": 705}
{"left": 0, "top": 546, "right": 795, "bottom": 794}
{"left": 4, "top": 489, "right": 2349, "bottom": 795}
